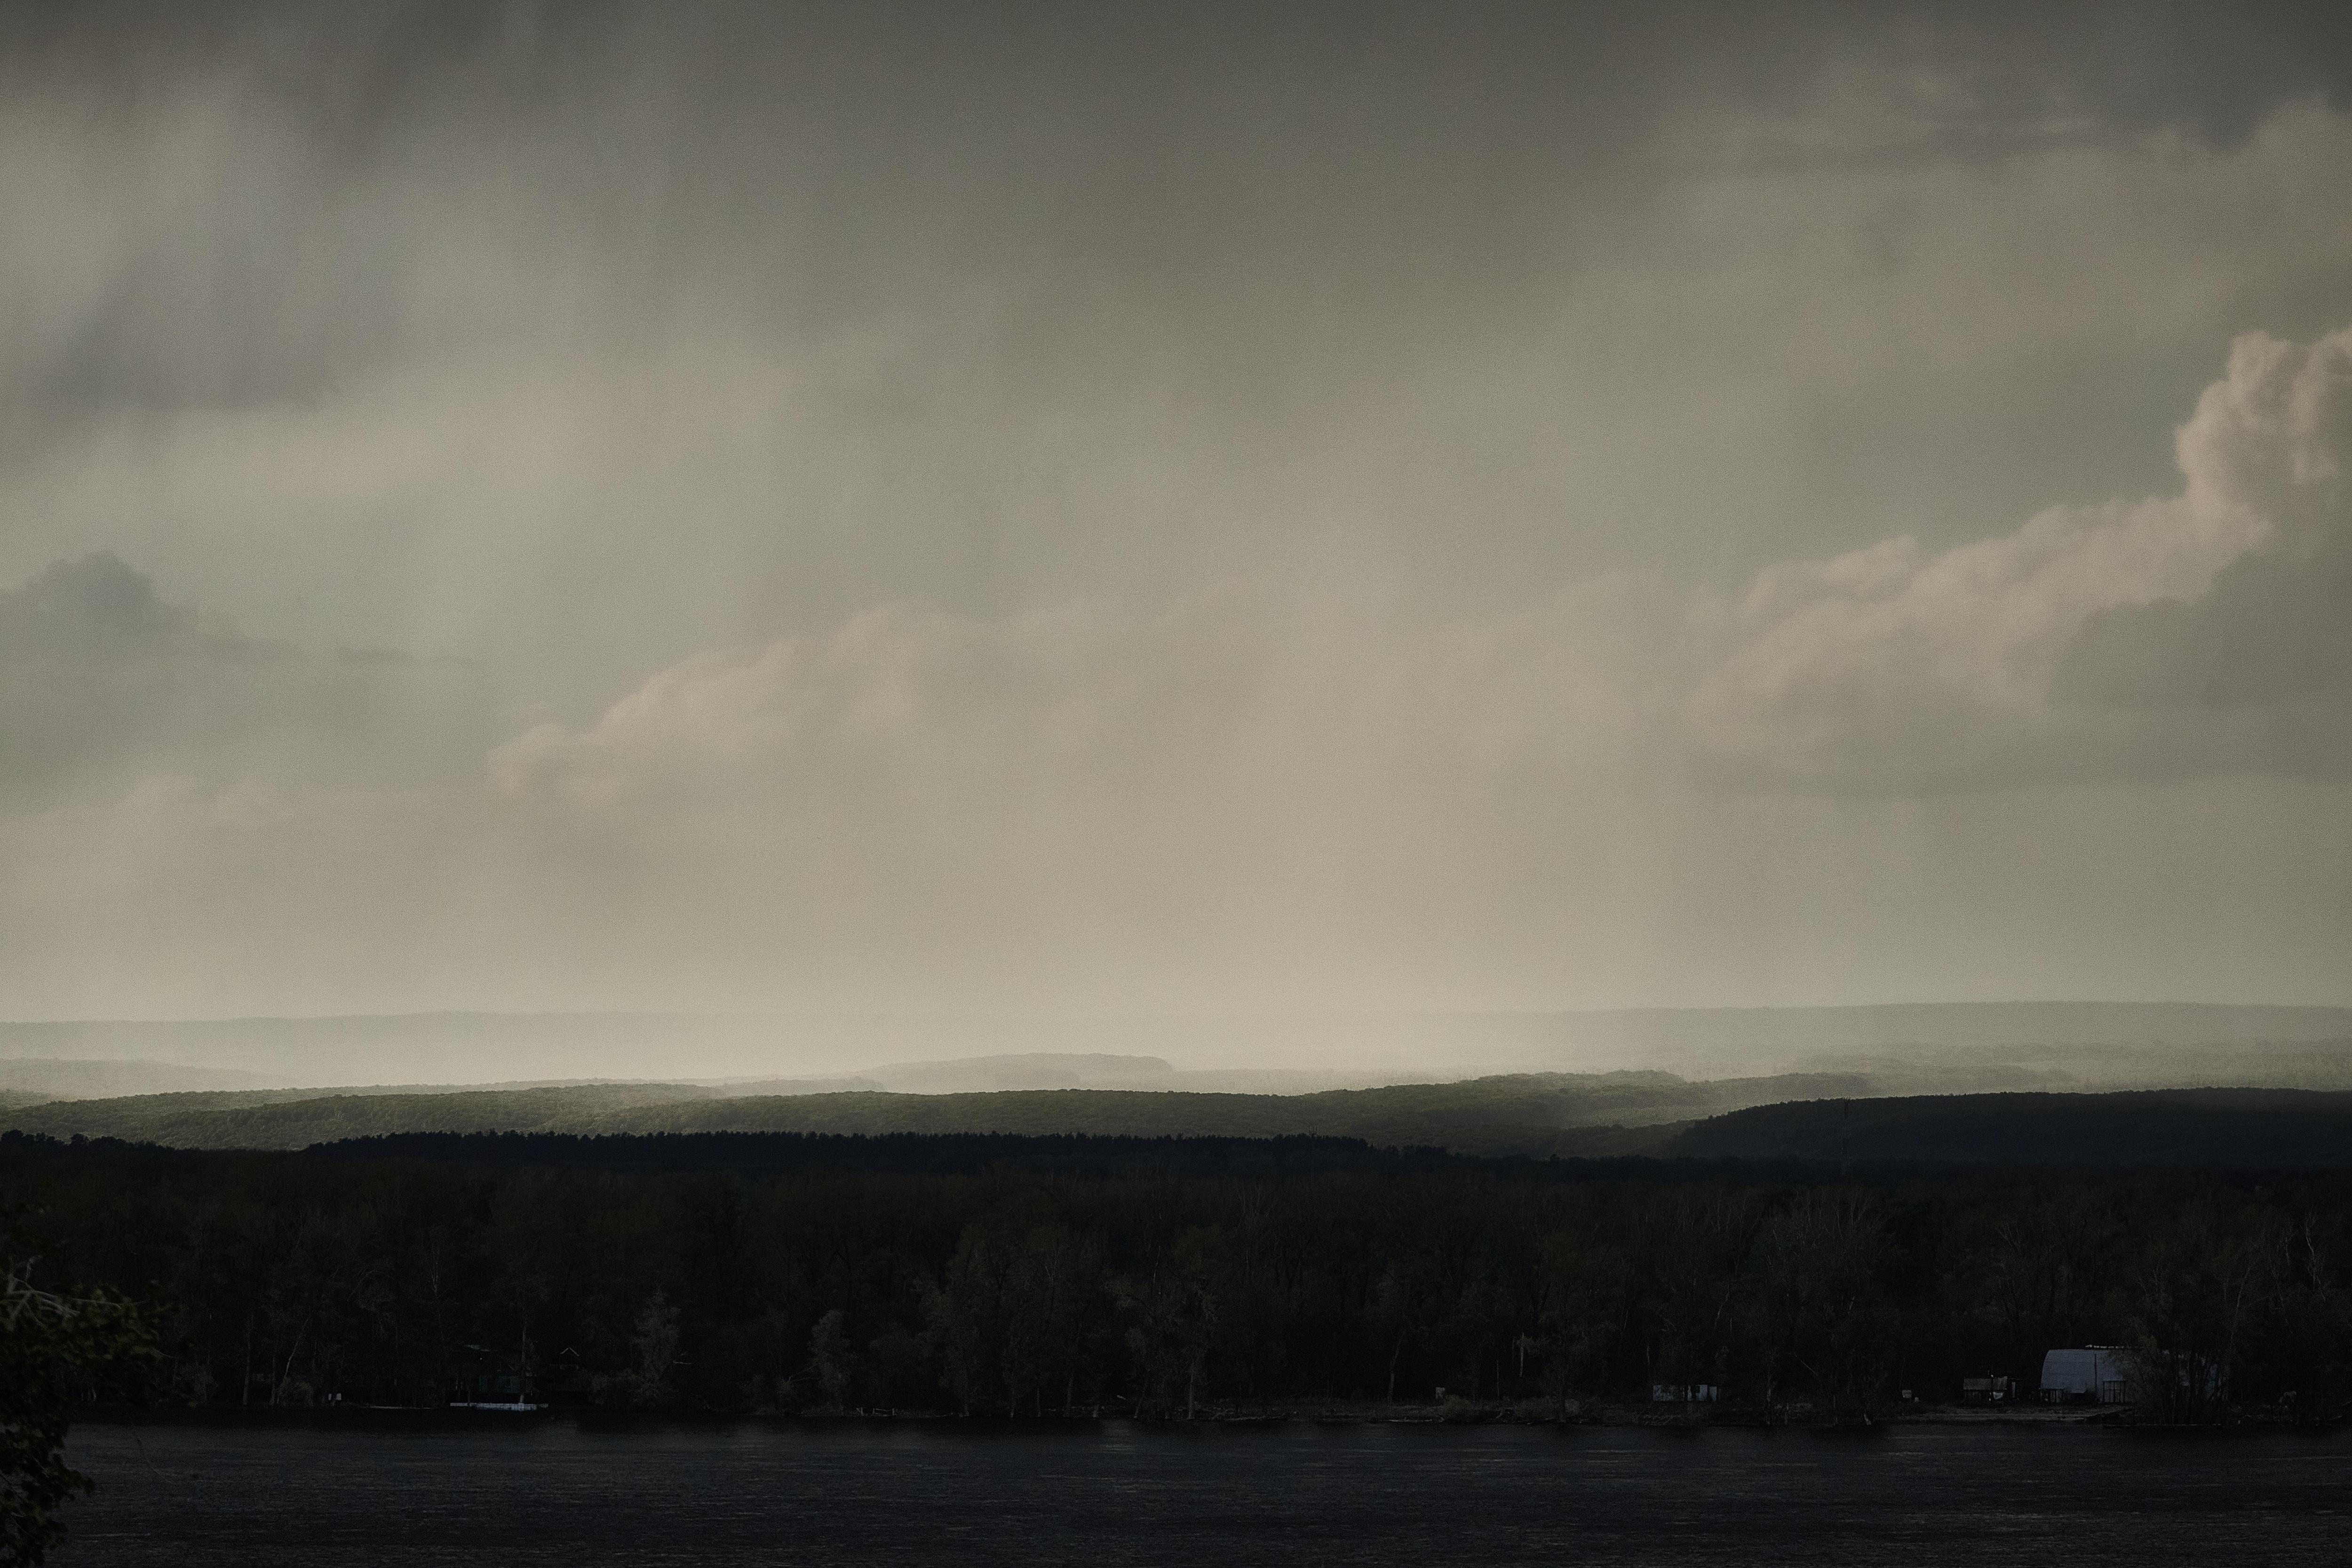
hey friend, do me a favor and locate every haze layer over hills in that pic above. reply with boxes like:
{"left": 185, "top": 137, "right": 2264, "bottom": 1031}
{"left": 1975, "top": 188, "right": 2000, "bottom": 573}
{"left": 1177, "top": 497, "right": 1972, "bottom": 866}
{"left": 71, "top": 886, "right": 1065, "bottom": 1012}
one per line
{"left": 3, "top": 1001, "right": 2346, "bottom": 1090}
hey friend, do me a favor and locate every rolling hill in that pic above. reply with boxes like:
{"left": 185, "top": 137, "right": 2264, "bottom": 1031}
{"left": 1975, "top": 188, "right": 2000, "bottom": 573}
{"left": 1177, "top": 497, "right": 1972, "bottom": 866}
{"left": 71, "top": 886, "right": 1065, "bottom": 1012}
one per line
{"left": 1660, "top": 1088, "right": 2352, "bottom": 1168}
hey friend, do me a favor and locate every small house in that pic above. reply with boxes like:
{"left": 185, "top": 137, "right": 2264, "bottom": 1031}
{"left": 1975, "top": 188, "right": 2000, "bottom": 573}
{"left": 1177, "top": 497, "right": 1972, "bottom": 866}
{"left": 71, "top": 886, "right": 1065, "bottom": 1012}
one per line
{"left": 1650, "top": 1382, "right": 1718, "bottom": 1402}
{"left": 2039, "top": 1347, "right": 2129, "bottom": 1404}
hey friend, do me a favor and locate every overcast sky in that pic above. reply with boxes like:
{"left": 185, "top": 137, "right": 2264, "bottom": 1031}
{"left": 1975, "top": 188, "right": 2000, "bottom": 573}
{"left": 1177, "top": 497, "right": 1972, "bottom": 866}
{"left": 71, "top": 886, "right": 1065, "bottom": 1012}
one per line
{"left": 1, "top": 0, "right": 2348, "bottom": 1023}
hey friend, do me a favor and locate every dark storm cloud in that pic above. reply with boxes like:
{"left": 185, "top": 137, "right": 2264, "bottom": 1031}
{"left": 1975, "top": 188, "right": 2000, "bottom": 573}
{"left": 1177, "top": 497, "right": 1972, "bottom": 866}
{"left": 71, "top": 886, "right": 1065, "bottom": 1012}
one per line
{"left": 16, "top": 1, "right": 2348, "bottom": 158}
{"left": 1919, "top": 1, "right": 2352, "bottom": 147}
{"left": 12, "top": 0, "right": 2348, "bottom": 430}
{"left": 8, "top": 0, "right": 2349, "bottom": 702}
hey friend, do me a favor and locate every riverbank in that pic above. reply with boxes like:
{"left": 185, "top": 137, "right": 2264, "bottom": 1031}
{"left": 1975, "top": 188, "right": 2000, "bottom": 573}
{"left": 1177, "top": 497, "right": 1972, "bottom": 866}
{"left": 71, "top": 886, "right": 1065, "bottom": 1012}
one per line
{"left": 79, "top": 1394, "right": 2327, "bottom": 1431}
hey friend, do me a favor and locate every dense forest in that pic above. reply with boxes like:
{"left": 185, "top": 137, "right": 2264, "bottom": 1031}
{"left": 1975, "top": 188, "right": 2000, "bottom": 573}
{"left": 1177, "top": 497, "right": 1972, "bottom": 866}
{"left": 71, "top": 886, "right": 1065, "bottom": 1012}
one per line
{"left": 8, "top": 1130, "right": 2349, "bottom": 1425}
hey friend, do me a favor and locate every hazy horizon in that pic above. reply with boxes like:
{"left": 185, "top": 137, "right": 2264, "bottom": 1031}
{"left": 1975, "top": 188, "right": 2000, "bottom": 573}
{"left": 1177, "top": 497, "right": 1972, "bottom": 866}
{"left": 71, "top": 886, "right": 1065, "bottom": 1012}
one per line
{"left": 4, "top": 999, "right": 2347, "bottom": 1090}
{"left": 4, "top": 3, "right": 2349, "bottom": 1048}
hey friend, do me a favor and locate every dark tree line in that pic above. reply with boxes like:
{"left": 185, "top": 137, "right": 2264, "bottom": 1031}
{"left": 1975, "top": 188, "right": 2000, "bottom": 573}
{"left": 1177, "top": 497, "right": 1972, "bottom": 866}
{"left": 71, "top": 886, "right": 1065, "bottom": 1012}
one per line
{"left": 6, "top": 1131, "right": 2350, "bottom": 1424}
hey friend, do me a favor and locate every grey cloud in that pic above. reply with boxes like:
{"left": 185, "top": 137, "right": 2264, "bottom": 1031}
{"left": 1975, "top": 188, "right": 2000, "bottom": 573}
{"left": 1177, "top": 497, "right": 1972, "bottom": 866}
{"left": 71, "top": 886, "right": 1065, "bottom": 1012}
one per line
{"left": 477, "top": 336, "right": 2346, "bottom": 872}
{"left": 2, "top": 3, "right": 2350, "bottom": 1018}
{"left": 2063, "top": 544, "right": 2352, "bottom": 710}
{"left": 2053, "top": 533, "right": 2352, "bottom": 777}
{"left": 0, "top": 552, "right": 501, "bottom": 807}
{"left": 0, "top": 552, "right": 251, "bottom": 799}
{"left": 467, "top": 332, "right": 2352, "bottom": 836}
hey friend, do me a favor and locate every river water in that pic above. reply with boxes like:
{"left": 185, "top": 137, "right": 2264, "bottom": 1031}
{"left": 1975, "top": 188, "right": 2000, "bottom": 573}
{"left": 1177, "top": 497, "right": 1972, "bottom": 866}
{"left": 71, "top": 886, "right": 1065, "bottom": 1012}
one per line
{"left": 55, "top": 1416, "right": 2351, "bottom": 1566}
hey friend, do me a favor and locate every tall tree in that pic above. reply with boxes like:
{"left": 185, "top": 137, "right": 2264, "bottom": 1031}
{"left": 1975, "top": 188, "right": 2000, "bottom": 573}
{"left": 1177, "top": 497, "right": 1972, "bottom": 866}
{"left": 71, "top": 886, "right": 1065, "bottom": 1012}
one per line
{"left": 2, "top": 1215, "right": 160, "bottom": 1566}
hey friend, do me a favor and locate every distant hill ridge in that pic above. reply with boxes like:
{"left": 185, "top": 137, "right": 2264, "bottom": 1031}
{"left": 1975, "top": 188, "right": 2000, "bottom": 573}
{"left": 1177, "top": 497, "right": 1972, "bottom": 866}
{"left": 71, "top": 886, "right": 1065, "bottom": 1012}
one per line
{"left": 12, "top": 1068, "right": 2352, "bottom": 1167}
{"left": 0, "top": 1058, "right": 272, "bottom": 1100}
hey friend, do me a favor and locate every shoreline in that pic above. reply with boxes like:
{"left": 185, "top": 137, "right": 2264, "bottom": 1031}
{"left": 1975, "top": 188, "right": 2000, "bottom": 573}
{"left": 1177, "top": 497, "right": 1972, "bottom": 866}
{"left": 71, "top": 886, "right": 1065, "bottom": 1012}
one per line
{"left": 74, "top": 1400, "right": 2332, "bottom": 1432}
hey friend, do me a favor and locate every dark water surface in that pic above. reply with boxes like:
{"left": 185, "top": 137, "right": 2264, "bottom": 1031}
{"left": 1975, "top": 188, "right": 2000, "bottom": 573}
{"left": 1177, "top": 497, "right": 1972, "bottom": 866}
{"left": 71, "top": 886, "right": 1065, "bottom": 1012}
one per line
{"left": 56, "top": 1416, "right": 2352, "bottom": 1566}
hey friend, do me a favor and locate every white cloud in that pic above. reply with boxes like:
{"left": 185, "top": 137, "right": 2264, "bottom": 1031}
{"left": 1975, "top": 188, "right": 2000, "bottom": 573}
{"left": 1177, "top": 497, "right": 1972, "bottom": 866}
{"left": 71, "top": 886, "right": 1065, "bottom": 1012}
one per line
{"left": 1680, "top": 325, "right": 2351, "bottom": 789}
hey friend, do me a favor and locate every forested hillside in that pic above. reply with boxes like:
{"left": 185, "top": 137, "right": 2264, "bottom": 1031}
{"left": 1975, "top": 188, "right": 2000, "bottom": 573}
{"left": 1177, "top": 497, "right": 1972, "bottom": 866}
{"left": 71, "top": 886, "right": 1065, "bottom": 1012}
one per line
{"left": 1664, "top": 1090, "right": 2352, "bottom": 1168}
{"left": 0, "top": 1073, "right": 1841, "bottom": 1155}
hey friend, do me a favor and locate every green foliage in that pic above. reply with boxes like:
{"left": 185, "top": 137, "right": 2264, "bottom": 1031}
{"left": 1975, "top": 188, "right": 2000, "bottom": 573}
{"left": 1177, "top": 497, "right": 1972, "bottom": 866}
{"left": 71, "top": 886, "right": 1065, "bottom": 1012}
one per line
{"left": 1, "top": 1214, "right": 161, "bottom": 1567}
{"left": 807, "top": 1309, "right": 853, "bottom": 1406}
